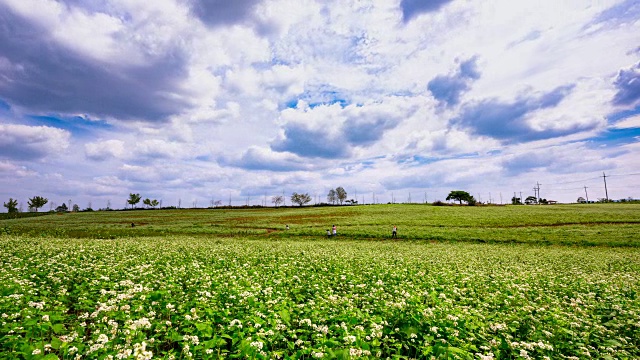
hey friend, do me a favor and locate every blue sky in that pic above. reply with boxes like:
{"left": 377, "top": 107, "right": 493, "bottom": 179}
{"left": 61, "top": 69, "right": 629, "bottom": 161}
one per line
{"left": 1, "top": 0, "right": 639, "bottom": 209}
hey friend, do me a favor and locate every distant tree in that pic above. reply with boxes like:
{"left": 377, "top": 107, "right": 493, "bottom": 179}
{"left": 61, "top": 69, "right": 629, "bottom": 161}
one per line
{"left": 72, "top": 204, "right": 80, "bottom": 212}
{"left": 128, "top": 193, "right": 141, "bottom": 209}
{"left": 150, "top": 199, "right": 159, "bottom": 209}
{"left": 143, "top": 198, "right": 151, "bottom": 208}
{"left": 272, "top": 195, "right": 284, "bottom": 207}
{"left": 291, "top": 192, "right": 312, "bottom": 207}
{"left": 539, "top": 198, "right": 548, "bottom": 205}
{"left": 511, "top": 196, "right": 522, "bottom": 205}
{"left": 327, "top": 189, "right": 337, "bottom": 204}
{"left": 335, "top": 187, "right": 347, "bottom": 205}
{"left": 525, "top": 196, "right": 537, "bottom": 205}
{"left": 3, "top": 198, "right": 18, "bottom": 213}
{"left": 213, "top": 200, "right": 222, "bottom": 207}
{"left": 446, "top": 191, "right": 475, "bottom": 205}
{"left": 28, "top": 196, "right": 48, "bottom": 212}
{"left": 55, "top": 203, "right": 68, "bottom": 212}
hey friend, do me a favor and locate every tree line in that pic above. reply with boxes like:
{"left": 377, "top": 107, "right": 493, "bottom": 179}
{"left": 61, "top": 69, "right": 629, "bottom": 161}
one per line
{"left": 5, "top": 189, "right": 560, "bottom": 214}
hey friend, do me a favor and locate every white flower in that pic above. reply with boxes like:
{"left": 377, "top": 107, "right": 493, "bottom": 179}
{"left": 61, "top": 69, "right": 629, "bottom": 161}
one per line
{"left": 32, "top": 349, "right": 42, "bottom": 355}
{"left": 97, "top": 333, "right": 109, "bottom": 343}
{"left": 344, "top": 335, "right": 356, "bottom": 343}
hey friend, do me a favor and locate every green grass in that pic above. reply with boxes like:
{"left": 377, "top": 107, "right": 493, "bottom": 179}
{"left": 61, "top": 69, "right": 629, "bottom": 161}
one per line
{"left": 1, "top": 204, "right": 639, "bottom": 359}
{"left": 2, "top": 203, "right": 639, "bottom": 246}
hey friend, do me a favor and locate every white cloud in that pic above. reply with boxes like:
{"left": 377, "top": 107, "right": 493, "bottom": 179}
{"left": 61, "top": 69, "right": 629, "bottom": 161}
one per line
{"left": 2, "top": 0, "right": 640, "bottom": 207}
{"left": 611, "top": 115, "right": 640, "bottom": 129}
{"left": 85, "top": 139, "right": 126, "bottom": 161}
{"left": 0, "top": 124, "right": 70, "bottom": 160}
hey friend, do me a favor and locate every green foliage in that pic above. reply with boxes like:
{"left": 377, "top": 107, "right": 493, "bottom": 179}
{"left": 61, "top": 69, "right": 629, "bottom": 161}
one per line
{"left": 446, "top": 190, "right": 475, "bottom": 205}
{"left": 335, "top": 187, "right": 347, "bottom": 205}
{"left": 127, "top": 193, "right": 141, "bottom": 209}
{"left": 291, "top": 192, "right": 312, "bottom": 206}
{"left": 0, "top": 236, "right": 639, "bottom": 359}
{"left": 3, "top": 198, "right": 18, "bottom": 213}
{"left": 142, "top": 198, "right": 159, "bottom": 209}
{"left": 28, "top": 196, "right": 48, "bottom": 212}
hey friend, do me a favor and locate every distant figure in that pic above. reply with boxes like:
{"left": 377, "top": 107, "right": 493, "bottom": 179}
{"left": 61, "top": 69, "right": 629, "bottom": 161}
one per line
{"left": 327, "top": 229, "right": 331, "bottom": 237}
{"left": 286, "top": 224, "right": 289, "bottom": 230}
{"left": 131, "top": 223, "right": 135, "bottom": 228}
{"left": 332, "top": 224, "right": 337, "bottom": 236}
{"left": 392, "top": 225, "right": 397, "bottom": 238}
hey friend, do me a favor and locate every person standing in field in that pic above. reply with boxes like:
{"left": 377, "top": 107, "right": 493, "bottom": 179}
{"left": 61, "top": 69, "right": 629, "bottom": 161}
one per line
{"left": 392, "top": 225, "right": 397, "bottom": 238}
{"left": 327, "top": 229, "right": 331, "bottom": 237}
{"left": 332, "top": 224, "right": 337, "bottom": 237}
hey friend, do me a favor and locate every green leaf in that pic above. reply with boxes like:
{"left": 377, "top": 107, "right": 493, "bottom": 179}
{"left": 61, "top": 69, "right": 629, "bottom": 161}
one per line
{"left": 52, "top": 324, "right": 65, "bottom": 335}
{"left": 280, "top": 309, "right": 291, "bottom": 325}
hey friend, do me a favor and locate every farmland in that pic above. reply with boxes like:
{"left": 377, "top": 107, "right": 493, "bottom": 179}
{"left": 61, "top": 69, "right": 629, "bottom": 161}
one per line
{"left": 1, "top": 204, "right": 640, "bottom": 359}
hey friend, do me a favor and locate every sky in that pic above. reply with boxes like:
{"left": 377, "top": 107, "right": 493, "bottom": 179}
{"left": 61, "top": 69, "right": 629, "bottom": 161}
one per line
{"left": 1, "top": 0, "right": 639, "bottom": 210}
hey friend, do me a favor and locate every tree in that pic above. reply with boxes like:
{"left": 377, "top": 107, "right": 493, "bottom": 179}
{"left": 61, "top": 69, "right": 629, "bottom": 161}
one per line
{"left": 525, "top": 196, "right": 537, "bottom": 205}
{"left": 143, "top": 198, "right": 152, "bottom": 208}
{"left": 272, "top": 195, "right": 284, "bottom": 207}
{"left": 511, "top": 196, "right": 522, "bottom": 205}
{"left": 3, "top": 198, "right": 18, "bottom": 213}
{"left": 446, "top": 191, "right": 475, "bottom": 205}
{"left": 28, "top": 196, "right": 48, "bottom": 212}
{"left": 150, "top": 199, "right": 159, "bottom": 209}
{"left": 55, "top": 203, "right": 68, "bottom": 212}
{"left": 72, "top": 204, "right": 80, "bottom": 212}
{"left": 128, "top": 193, "right": 141, "bottom": 209}
{"left": 335, "top": 187, "right": 347, "bottom": 205}
{"left": 291, "top": 192, "right": 312, "bottom": 206}
{"left": 327, "top": 189, "right": 337, "bottom": 204}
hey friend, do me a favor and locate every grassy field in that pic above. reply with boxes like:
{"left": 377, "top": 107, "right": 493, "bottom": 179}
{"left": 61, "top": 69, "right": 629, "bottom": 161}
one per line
{"left": 2, "top": 203, "right": 640, "bottom": 246}
{"left": 1, "top": 204, "right": 639, "bottom": 359}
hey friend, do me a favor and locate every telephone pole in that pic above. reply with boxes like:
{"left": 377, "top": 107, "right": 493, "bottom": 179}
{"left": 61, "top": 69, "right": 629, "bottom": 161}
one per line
{"left": 583, "top": 186, "right": 589, "bottom": 203}
{"left": 602, "top": 172, "right": 609, "bottom": 202}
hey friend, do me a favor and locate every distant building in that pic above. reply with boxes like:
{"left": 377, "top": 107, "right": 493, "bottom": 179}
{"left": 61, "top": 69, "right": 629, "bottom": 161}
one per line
{"left": 577, "top": 197, "right": 586, "bottom": 203}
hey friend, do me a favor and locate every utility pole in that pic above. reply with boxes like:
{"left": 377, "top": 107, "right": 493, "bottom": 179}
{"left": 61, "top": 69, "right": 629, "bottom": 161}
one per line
{"left": 536, "top": 182, "right": 541, "bottom": 204}
{"left": 519, "top": 191, "right": 522, "bottom": 204}
{"left": 408, "top": 192, "right": 411, "bottom": 203}
{"left": 584, "top": 186, "right": 589, "bottom": 203}
{"left": 602, "top": 172, "right": 609, "bottom": 202}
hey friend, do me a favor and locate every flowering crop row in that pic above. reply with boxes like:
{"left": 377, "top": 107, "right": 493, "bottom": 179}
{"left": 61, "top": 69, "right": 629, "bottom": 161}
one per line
{"left": 1, "top": 236, "right": 639, "bottom": 359}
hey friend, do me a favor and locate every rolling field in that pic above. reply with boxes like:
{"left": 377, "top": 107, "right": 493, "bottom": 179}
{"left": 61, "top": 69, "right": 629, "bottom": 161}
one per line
{"left": 1, "top": 204, "right": 639, "bottom": 359}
